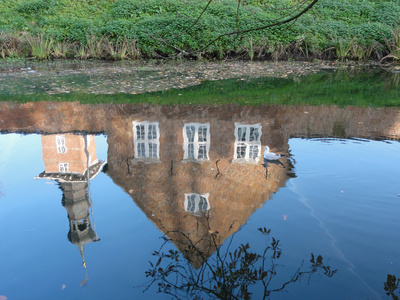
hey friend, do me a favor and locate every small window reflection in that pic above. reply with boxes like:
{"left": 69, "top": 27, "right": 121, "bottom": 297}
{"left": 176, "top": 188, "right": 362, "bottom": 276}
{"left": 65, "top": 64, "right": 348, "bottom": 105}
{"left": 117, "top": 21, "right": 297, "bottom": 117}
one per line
{"left": 184, "top": 193, "right": 210, "bottom": 216}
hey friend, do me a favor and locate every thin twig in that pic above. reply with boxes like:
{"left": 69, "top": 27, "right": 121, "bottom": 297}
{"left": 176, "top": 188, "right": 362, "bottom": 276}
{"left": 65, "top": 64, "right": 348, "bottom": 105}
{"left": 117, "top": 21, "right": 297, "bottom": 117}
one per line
{"left": 199, "top": 0, "right": 319, "bottom": 53}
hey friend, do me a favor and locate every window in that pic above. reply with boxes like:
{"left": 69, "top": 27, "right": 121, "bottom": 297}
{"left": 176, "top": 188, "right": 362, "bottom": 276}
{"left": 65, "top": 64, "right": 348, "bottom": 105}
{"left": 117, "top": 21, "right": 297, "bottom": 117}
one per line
{"left": 59, "top": 163, "right": 68, "bottom": 172}
{"left": 184, "top": 193, "right": 210, "bottom": 216}
{"left": 183, "top": 123, "right": 210, "bottom": 160}
{"left": 56, "top": 135, "right": 67, "bottom": 154}
{"left": 133, "top": 121, "right": 160, "bottom": 159}
{"left": 233, "top": 123, "right": 262, "bottom": 162}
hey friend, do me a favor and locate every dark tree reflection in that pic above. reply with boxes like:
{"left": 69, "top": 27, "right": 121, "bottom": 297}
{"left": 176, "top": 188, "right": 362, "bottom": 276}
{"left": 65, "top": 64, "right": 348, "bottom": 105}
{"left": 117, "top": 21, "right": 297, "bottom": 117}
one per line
{"left": 143, "top": 227, "right": 337, "bottom": 299}
{"left": 385, "top": 275, "right": 400, "bottom": 300}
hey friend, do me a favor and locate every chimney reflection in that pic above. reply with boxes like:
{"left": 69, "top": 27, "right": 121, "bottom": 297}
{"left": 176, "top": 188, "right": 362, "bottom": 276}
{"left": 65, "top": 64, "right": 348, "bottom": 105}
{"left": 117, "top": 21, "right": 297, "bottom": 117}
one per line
{"left": 35, "top": 133, "right": 106, "bottom": 268}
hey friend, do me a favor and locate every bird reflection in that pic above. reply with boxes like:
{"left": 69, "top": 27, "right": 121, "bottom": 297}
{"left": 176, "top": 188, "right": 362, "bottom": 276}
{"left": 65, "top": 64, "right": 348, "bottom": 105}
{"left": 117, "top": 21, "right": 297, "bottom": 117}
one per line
{"left": 262, "top": 146, "right": 286, "bottom": 179}
{"left": 262, "top": 146, "right": 297, "bottom": 180}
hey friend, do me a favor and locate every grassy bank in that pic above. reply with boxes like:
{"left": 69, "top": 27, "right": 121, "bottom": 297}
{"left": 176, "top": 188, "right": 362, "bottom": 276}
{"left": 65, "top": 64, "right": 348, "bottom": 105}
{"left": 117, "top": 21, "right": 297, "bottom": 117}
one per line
{"left": 0, "top": 0, "right": 399, "bottom": 61}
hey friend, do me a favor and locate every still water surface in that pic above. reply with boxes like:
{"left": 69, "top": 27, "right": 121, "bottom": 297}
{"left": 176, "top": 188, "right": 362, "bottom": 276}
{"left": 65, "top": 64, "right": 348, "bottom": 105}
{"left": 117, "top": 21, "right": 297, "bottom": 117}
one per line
{"left": 0, "top": 69, "right": 400, "bottom": 300}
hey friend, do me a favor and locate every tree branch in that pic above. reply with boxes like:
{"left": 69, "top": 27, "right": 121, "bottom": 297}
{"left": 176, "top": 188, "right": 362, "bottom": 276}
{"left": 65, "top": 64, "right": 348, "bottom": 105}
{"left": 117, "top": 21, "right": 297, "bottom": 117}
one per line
{"left": 199, "top": 0, "right": 319, "bottom": 53}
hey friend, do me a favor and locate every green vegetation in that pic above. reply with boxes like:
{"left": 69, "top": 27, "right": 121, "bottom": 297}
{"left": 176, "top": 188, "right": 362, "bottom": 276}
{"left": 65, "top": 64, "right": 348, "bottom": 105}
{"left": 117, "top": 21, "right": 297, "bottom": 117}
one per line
{"left": 0, "top": 0, "right": 399, "bottom": 61}
{"left": 1, "top": 69, "right": 399, "bottom": 107}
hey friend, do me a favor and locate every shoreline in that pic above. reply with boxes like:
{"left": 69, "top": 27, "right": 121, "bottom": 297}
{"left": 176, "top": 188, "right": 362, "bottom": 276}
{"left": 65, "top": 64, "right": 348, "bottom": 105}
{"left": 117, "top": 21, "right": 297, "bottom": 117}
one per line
{"left": 0, "top": 59, "right": 386, "bottom": 96}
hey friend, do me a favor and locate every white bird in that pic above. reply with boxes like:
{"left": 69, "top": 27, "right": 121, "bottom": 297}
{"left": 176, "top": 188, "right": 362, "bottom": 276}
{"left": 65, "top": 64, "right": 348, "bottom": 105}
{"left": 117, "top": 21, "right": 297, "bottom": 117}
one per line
{"left": 263, "top": 146, "right": 283, "bottom": 160}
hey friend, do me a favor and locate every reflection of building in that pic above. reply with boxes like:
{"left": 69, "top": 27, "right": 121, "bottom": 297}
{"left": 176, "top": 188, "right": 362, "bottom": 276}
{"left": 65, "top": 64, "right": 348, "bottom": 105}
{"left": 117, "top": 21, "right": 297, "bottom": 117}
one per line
{"left": 3, "top": 101, "right": 400, "bottom": 267}
{"left": 36, "top": 134, "right": 105, "bottom": 181}
{"left": 35, "top": 133, "right": 105, "bottom": 266}
{"left": 106, "top": 116, "right": 292, "bottom": 268}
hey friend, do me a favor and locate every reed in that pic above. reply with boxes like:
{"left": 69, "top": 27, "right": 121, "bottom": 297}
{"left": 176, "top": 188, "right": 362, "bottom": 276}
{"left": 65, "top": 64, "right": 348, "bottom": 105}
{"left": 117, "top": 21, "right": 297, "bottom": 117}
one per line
{"left": 0, "top": 32, "right": 25, "bottom": 59}
{"left": 86, "top": 35, "right": 106, "bottom": 58}
{"left": 74, "top": 43, "right": 89, "bottom": 60}
{"left": 105, "top": 36, "right": 129, "bottom": 60}
{"left": 127, "top": 39, "right": 141, "bottom": 60}
{"left": 381, "top": 26, "right": 400, "bottom": 65}
{"left": 245, "top": 37, "right": 254, "bottom": 61}
{"left": 51, "top": 40, "right": 71, "bottom": 58}
{"left": 333, "top": 37, "right": 353, "bottom": 61}
{"left": 27, "top": 34, "right": 53, "bottom": 60}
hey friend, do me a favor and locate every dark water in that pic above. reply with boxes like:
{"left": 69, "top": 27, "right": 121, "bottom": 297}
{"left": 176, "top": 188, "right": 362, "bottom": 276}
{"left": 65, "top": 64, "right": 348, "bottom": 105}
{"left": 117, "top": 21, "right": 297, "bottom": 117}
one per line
{"left": 1, "top": 70, "right": 400, "bottom": 300}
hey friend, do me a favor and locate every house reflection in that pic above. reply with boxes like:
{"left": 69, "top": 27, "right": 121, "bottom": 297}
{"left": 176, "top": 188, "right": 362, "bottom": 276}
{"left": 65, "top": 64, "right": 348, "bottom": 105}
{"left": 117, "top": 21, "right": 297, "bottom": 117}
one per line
{"left": 2, "top": 101, "right": 398, "bottom": 268}
{"left": 106, "top": 116, "right": 292, "bottom": 268}
{"left": 35, "top": 133, "right": 106, "bottom": 266}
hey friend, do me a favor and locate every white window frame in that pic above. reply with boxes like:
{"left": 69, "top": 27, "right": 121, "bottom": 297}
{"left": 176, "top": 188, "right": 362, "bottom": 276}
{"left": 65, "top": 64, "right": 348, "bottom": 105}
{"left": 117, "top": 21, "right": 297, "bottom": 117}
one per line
{"left": 233, "top": 123, "right": 262, "bottom": 163}
{"left": 183, "top": 123, "right": 210, "bottom": 161}
{"left": 59, "top": 163, "right": 69, "bottom": 172}
{"left": 56, "top": 135, "right": 67, "bottom": 154}
{"left": 184, "top": 193, "right": 210, "bottom": 215}
{"left": 132, "top": 121, "right": 160, "bottom": 160}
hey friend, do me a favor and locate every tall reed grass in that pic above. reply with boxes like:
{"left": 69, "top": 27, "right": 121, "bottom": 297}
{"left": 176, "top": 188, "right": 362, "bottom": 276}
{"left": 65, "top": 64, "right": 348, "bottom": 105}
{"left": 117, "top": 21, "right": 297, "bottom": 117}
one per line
{"left": 27, "top": 34, "right": 53, "bottom": 60}
{"left": 381, "top": 26, "right": 400, "bottom": 65}
{"left": 0, "top": 31, "right": 397, "bottom": 63}
{"left": 0, "top": 33, "right": 141, "bottom": 61}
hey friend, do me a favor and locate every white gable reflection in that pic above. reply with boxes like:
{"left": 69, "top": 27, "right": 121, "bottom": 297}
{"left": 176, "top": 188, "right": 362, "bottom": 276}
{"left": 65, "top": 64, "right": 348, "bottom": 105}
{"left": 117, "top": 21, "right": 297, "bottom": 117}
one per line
{"left": 233, "top": 123, "right": 262, "bottom": 163}
{"left": 133, "top": 121, "right": 160, "bottom": 160}
{"left": 184, "top": 193, "right": 210, "bottom": 216}
{"left": 183, "top": 123, "right": 210, "bottom": 161}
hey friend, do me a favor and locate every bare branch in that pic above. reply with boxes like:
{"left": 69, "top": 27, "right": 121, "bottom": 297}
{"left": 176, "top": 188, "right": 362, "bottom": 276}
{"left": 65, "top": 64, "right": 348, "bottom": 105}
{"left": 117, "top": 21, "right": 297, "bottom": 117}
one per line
{"left": 199, "top": 0, "right": 319, "bottom": 53}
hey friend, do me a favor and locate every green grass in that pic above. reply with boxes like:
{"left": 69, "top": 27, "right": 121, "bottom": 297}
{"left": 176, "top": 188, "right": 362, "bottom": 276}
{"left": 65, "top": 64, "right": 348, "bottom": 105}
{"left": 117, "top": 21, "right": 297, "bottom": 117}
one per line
{"left": 0, "top": 0, "right": 400, "bottom": 60}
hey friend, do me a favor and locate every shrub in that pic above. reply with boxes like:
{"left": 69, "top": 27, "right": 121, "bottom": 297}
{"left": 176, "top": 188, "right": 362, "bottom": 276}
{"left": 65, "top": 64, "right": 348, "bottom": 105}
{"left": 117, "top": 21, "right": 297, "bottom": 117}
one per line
{"left": 102, "top": 19, "right": 136, "bottom": 39}
{"left": 17, "top": 0, "right": 55, "bottom": 15}
{"left": 371, "top": 2, "right": 400, "bottom": 26}
{"left": 112, "top": 0, "right": 181, "bottom": 19}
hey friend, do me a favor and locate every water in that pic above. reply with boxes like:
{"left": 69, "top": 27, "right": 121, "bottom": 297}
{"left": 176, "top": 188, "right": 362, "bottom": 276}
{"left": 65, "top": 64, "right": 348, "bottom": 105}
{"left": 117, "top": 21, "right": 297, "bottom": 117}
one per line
{"left": 0, "top": 68, "right": 400, "bottom": 300}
